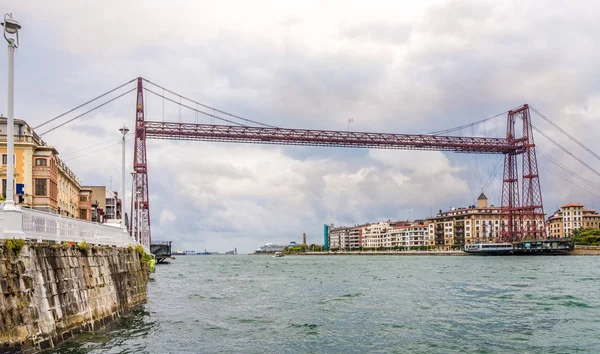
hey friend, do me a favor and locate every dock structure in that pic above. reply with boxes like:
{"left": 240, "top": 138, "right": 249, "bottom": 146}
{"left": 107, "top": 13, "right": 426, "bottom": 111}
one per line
{"left": 512, "top": 239, "right": 573, "bottom": 255}
{"left": 150, "top": 240, "right": 172, "bottom": 263}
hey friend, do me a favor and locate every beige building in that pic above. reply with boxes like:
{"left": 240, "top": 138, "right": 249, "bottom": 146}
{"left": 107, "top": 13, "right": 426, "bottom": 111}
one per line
{"left": 361, "top": 221, "right": 389, "bottom": 248}
{"left": 547, "top": 203, "right": 600, "bottom": 238}
{"left": 388, "top": 221, "right": 432, "bottom": 247}
{"left": 0, "top": 116, "right": 91, "bottom": 219}
{"left": 429, "top": 193, "right": 546, "bottom": 248}
{"left": 83, "top": 186, "right": 123, "bottom": 223}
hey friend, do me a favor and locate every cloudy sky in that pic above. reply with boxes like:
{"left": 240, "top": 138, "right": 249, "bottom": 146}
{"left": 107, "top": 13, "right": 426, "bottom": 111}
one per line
{"left": 1, "top": 0, "right": 600, "bottom": 253}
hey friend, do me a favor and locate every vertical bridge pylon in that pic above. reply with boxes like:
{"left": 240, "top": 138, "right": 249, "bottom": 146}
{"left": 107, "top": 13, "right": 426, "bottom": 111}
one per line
{"left": 131, "top": 78, "right": 151, "bottom": 248}
{"left": 501, "top": 104, "right": 546, "bottom": 242}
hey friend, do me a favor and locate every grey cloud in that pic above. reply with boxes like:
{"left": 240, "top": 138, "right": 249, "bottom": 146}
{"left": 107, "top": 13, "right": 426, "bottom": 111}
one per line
{"left": 341, "top": 21, "right": 412, "bottom": 45}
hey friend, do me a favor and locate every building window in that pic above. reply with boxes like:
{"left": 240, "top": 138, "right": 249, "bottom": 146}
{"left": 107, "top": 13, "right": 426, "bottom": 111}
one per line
{"left": 80, "top": 196, "right": 87, "bottom": 202}
{"left": 35, "top": 158, "right": 47, "bottom": 166}
{"left": 35, "top": 179, "right": 47, "bottom": 196}
{"left": 79, "top": 209, "right": 87, "bottom": 220}
{"left": 2, "top": 154, "right": 14, "bottom": 165}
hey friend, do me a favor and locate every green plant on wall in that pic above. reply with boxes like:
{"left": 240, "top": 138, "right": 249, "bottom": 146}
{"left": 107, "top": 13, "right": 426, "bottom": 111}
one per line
{"left": 4, "top": 238, "right": 25, "bottom": 257}
{"left": 133, "top": 244, "right": 155, "bottom": 272}
{"left": 77, "top": 241, "right": 90, "bottom": 255}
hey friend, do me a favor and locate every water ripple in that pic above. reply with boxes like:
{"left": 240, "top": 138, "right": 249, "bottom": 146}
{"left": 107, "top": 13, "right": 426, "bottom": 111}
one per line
{"left": 51, "top": 255, "right": 600, "bottom": 353}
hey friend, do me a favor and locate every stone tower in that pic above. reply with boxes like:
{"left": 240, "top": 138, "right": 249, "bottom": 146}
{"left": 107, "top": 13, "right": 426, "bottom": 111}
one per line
{"left": 477, "top": 192, "right": 488, "bottom": 208}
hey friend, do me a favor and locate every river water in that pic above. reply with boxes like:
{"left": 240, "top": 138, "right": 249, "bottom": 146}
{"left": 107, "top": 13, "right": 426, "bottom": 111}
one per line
{"left": 53, "top": 255, "right": 600, "bottom": 353}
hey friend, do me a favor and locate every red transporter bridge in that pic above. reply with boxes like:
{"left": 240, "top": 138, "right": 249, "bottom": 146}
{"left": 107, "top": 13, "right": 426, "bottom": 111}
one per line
{"left": 129, "top": 77, "right": 545, "bottom": 248}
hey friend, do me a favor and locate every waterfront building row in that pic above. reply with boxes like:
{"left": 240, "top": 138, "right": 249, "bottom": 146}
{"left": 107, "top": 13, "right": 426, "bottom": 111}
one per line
{"left": 0, "top": 116, "right": 122, "bottom": 223}
{"left": 327, "top": 193, "right": 590, "bottom": 250}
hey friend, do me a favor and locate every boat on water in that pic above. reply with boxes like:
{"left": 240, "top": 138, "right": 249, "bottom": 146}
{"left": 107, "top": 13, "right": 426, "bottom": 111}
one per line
{"left": 464, "top": 239, "right": 574, "bottom": 255}
{"left": 464, "top": 243, "right": 514, "bottom": 255}
{"left": 273, "top": 252, "right": 284, "bottom": 258}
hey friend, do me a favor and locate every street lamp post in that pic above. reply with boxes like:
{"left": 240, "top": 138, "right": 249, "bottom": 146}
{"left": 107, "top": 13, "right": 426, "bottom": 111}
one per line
{"left": 119, "top": 124, "right": 129, "bottom": 230}
{"left": 130, "top": 171, "right": 137, "bottom": 240}
{"left": 2, "top": 13, "right": 21, "bottom": 210}
{"left": 136, "top": 189, "right": 142, "bottom": 244}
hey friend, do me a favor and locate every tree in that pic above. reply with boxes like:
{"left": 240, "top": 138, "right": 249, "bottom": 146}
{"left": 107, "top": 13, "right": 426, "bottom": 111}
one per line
{"left": 572, "top": 228, "right": 600, "bottom": 246}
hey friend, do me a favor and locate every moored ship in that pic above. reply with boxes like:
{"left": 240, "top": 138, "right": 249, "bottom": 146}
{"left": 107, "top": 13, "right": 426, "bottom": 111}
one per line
{"left": 464, "top": 239, "right": 574, "bottom": 255}
{"left": 464, "top": 243, "right": 513, "bottom": 255}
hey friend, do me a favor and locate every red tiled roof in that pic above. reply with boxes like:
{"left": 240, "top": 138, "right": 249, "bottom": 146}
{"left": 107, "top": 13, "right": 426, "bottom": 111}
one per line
{"left": 562, "top": 203, "right": 584, "bottom": 208}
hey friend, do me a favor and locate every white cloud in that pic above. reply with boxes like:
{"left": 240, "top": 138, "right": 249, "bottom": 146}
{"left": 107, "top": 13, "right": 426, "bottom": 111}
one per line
{"left": 159, "top": 209, "right": 176, "bottom": 225}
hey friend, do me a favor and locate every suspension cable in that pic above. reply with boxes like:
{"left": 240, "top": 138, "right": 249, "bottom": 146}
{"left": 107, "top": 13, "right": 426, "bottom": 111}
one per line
{"left": 143, "top": 88, "right": 245, "bottom": 126}
{"left": 532, "top": 124, "right": 600, "bottom": 179}
{"left": 34, "top": 78, "right": 137, "bottom": 130}
{"left": 540, "top": 165, "right": 600, "bottom": 199}
{"left": 63, "top": 138, "right": 129, "bottom": 162}
{"left": 142, "top": 78, "right": 276, "bottom": 128}
{"left": 61, "top": 137, "right": 120, "bottom": 157}
{"left": 38, "top": 88, "right": 136, "bottom": 136}
{"left": 531, "top": 106, "right": 600, "bottom": 163}
{"left": 537, "top": 150, "right": 600, "bottom": 193}
{"left": 425, "top": 110, "right": 507, "bottom": 135}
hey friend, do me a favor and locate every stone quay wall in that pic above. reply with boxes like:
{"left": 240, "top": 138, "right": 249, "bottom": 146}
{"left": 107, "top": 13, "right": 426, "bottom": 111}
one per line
{"left": 572, "top": 245, "right": 600, "bottom": 255}
{"left": 0, "top": 242, "right": 148, "bottom": 352}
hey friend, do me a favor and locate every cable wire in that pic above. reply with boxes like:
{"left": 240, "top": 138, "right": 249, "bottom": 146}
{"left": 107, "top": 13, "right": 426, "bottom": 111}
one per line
{"left": 34, "top": 78, "right": 136, "bottom": 130}
{"left": 63, "top": 138, "right": 130, "bottom": 162}
{"left": 39, "top": 88, "right": 136, "bottom": 136}
{"left": 142, "top": 78, "right": 276, "bottom": 128}
{"left": 425, "top": 111, "right": 507, "bottom": 135}
{"left": 143, "top": 88, "right": 245, "bottom": 126}
{"left": 532, "top": 124, "right": 600, "bottom": 179}
{"left": 531, "top": 106, "right": 600, "bottom": 163}
{"left": 539, "top": 164, "right": 600, "bottom": 199}
{"left": 537, "top": 150, "right": 600, "bottom": 193}
{"left": 61, "top": 137, "right": 121, "bottom": 158}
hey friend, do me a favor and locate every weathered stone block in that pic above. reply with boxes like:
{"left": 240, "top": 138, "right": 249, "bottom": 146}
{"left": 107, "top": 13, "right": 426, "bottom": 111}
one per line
{"left": 1, "top": 242, "right": 148, "bottom": 351}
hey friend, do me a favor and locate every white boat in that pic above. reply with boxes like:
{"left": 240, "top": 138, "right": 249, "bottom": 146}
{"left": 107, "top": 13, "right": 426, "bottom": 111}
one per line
{"left": 464, "top": 243, "right": 513, "bottom": 255}
{"left": 273, "top": 252, "right": 284, "bottom": 258}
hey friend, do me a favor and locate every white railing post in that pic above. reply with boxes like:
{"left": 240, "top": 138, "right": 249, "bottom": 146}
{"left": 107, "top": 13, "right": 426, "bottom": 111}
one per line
{"left": 1, "top": 206, "right": 24, "bottom": 239}
{"left": 56, "top": 213, "right": 61, "bottom": 243}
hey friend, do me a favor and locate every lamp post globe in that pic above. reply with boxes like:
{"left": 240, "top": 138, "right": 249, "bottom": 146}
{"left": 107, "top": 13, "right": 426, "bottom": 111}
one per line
{"left": 2, "top": 15, "right": 21, "bottom": 35}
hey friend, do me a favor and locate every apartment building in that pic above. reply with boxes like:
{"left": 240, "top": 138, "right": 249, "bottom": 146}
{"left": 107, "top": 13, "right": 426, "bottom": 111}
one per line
{"left": 547, "top": 203, "right": 600, "bottom": 238}
{"left": 362, "top": 221, "right": 389, "bottom": 248}
{"left": 430, "top": 193, "right": 504, "bottom": 248}
{"left": 83, "top": 186, "right": 123, "bottom": 223}
{"left": 0, "top": 116, "right": 91, "bottom": 219}
{"left": 429, "top": 193, "right": 546, "bottom": 248}
{"left": 388, "top": 221, "right": 432, "bottom": 247}
{"left": 328, "top": 226, "right": 348, "bottom": 250}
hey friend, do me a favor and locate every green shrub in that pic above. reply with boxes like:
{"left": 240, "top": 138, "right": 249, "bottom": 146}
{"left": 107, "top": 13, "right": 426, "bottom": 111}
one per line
{"left": 134, "top": 244, "right": 154, "bottom": 269}
{"left": 77, "top": 241, "right": 90, "bottom": 255}
{"left": 4, "top": 238, "right": 25, "bottom": 257}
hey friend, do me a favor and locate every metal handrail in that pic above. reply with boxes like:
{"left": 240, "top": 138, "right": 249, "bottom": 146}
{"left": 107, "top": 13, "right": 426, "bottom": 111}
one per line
{"left": 18, "top": 207, "right": 137, "bottom": 248}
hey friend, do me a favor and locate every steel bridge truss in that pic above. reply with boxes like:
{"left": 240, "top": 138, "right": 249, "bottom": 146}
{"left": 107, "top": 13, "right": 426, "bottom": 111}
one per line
{"left": 131, "top": 77, "right": 545, "bottom": 247}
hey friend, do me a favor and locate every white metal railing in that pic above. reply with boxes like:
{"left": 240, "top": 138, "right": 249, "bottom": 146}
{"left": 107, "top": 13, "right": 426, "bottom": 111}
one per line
{"left": 17, "top": 207, "right": 138, "bottom": 248}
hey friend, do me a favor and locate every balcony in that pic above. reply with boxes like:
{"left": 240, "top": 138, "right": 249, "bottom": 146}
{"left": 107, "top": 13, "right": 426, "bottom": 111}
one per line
{"left": 0, "top": 135, "right": 41, "bottom": 144}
